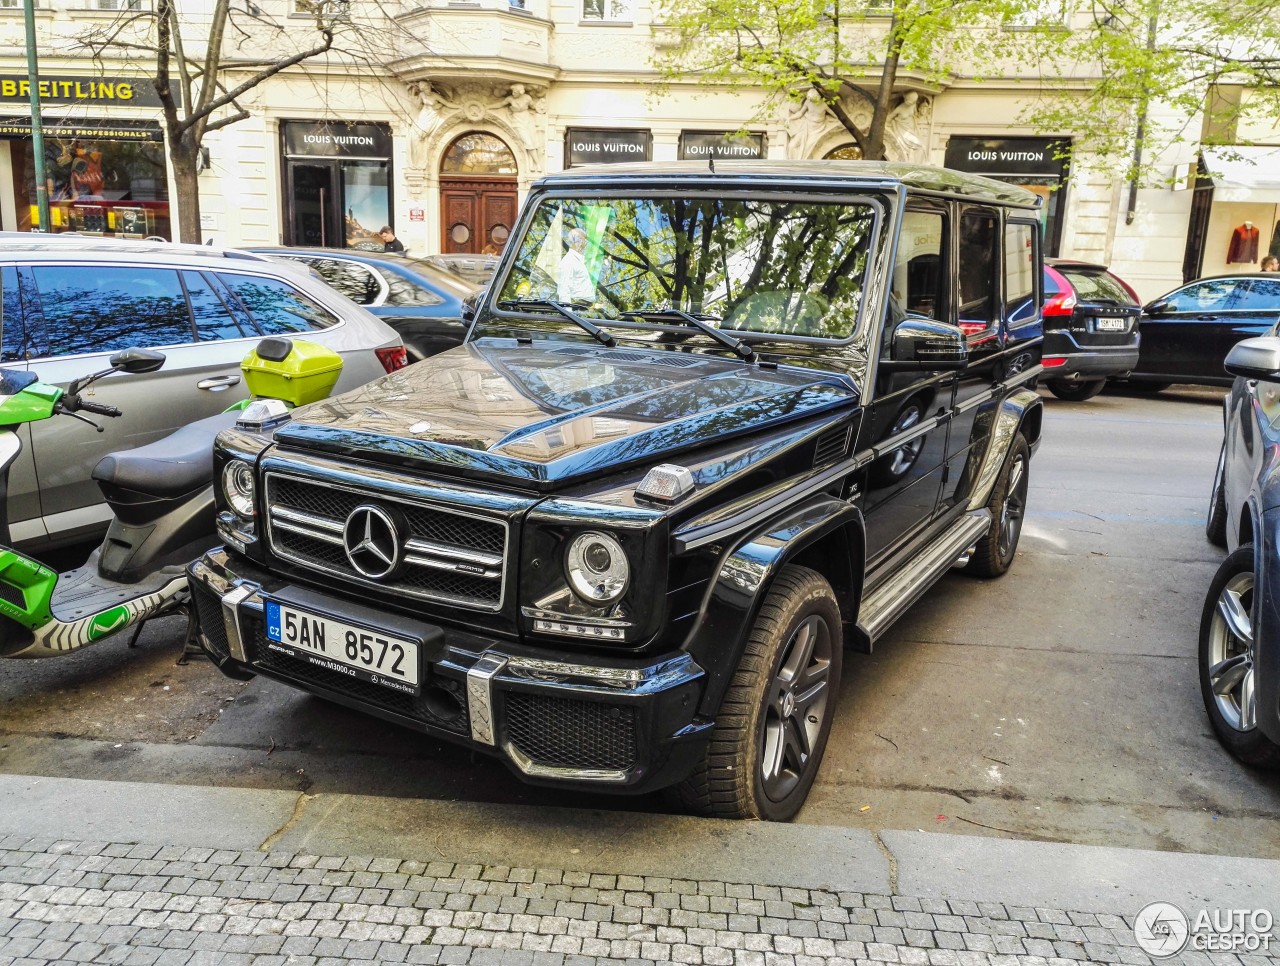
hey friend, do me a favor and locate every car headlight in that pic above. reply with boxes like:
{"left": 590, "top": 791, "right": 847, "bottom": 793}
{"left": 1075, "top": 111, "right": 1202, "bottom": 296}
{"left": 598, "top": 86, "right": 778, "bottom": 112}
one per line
{"left": 565, "top": 531, "right": 629, "bottom": 605}
{"left": 222, "top": 460, "right": 256, "bottom": 519}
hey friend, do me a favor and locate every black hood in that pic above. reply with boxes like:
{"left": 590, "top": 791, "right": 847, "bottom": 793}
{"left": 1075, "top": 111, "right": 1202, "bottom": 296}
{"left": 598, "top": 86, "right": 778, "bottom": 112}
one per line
{"left": 273, "top": 339, "right": 857, "bottom": 489}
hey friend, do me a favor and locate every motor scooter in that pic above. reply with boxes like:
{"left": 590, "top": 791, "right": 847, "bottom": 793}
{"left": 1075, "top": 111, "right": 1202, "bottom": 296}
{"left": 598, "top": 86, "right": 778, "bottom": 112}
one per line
{"left": 0, "top": 336, "right": 343, "bottom": 659}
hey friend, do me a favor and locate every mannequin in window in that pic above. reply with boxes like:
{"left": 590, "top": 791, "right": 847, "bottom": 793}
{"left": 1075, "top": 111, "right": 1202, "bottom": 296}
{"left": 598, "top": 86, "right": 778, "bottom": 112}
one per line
{"left": 1228, "top": 220, "right": 1260, "bottom": 263}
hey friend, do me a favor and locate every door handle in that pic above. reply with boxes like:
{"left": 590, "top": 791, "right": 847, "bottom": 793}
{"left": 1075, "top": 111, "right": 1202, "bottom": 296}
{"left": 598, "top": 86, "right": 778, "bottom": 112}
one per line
{"left": 197, "top": 374, "right": 241, "bottom": 391}
{"left": 1196, "top": 315, "right": 1219, "bottom": 321}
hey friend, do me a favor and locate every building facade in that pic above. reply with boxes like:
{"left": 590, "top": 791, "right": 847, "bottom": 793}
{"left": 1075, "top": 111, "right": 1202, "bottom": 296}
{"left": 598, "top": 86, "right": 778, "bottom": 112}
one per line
{"left": 2, "top": 0, "right": 1266, "bottom": 301}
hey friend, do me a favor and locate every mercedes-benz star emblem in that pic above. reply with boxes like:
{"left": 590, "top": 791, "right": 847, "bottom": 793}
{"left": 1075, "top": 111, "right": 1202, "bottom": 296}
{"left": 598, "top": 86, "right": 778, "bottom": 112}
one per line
{"left": 343, "top": 505, "right": 403, "bottom": 580}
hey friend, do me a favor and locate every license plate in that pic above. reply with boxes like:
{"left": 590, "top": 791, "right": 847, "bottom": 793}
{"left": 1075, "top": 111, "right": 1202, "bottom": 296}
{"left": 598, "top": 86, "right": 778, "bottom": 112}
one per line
{"left": 1095, "top": 317, "right": 1128, "bottom": 331}
{"left": 263, "top": 601, "right": 420, "bottom": 694}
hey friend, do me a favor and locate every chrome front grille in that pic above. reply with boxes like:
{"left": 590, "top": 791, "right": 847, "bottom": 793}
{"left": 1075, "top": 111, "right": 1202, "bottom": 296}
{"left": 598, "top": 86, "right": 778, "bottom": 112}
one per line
{"left": 264, "top": 473, "right": 508, "bottom": 611}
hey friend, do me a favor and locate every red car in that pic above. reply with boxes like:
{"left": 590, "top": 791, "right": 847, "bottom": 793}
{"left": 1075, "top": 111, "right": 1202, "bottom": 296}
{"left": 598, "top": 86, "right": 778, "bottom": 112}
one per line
{"left": 1041, "top": 259, "right": 1142, "bottom": 401}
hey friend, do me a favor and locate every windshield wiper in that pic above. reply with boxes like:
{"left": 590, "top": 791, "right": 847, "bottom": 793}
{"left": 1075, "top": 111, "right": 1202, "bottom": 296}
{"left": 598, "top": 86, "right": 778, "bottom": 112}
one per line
{"left": 496, "top": 298, "right": 616, "bottom": 348}
{"left": 622, "top": 308, "right": 756, "bottom": 362}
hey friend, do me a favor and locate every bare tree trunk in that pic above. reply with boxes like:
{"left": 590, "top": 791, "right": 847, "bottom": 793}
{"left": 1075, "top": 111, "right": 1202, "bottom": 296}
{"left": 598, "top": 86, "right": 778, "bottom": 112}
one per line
{"left": 168, "top": 134, "right": 202, "bottom": 244}
{"left": 865, "top": 17, "right": 902, "bottom": 161}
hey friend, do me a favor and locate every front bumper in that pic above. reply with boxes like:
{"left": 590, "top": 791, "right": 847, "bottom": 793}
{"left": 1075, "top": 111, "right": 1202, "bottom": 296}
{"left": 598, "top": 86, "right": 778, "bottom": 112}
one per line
{"left": 188, "top": 549, "right": 711, "bottom": 795}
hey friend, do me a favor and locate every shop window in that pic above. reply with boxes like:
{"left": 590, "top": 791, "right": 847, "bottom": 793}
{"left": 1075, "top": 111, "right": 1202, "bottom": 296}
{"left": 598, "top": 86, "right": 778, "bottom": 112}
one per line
{"left": 301, "top": 257, "right": 382, "bottom": 306}
{"left": 582, "top": 0, "right": 632, "bottom": 20}
{"left": 440, "top": 134, "right": 517, "bottom": 176}
{"left": 31, "top": 266, "right": 194, "bottom": 357}
{"left": 824, "top": 144, "right": 864, "bottom": 161}
{"left": 957, "top": 209, "right": 999, "bottom": 334}
{"left": 183, "top": 271, "right": 250, "bottom": 342}
{"left": 218, "top": 273, "right": 339, "bottom": 335}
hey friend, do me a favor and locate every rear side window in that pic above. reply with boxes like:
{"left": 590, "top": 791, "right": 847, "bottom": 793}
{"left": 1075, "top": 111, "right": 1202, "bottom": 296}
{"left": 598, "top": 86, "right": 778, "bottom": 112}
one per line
{"left": 302, "top": 258, "right": 381, "bottom": 306}
{"left": 218, "top": 273, "right": 339, "bottom": 335}
{"left": 1004, "top": 222, "right": 1037, "bottom": 325}
{"left": 1057, "top": 267, "right": 1136, "bottom": 306}
{"left": 31, "top": 265, "right": 195, "bottom": 357}
{"left": 183, "top": 271, "right": 250, "bottom": 341}
{"left": 1237, "top": 278, "right": 1280, "bottom": 310}
{"left": 1, "top": 267, "right": 25, "bottom": 362}
{"left": 957, "top": 209, "right": 999, "bottom": 333}
{"left": 383, "top": 272, "right": 445, "bottom": 308}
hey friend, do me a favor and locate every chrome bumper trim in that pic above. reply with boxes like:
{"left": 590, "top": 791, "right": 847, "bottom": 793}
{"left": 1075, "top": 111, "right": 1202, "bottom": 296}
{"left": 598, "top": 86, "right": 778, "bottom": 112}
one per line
{"left": 220, "top": 583, "right": 258, "bottom": 663}
{"left": 503, "top": 742, "right": 629, "bottom": 784}
{"left": 467, "top": 651, "right": 508, "bottom": 746}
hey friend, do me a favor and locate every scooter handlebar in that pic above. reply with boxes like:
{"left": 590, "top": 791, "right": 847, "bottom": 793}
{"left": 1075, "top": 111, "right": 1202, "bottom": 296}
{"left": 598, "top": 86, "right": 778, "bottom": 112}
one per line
{"left": 60, "top": 396, "right": 122, "bottom": 418}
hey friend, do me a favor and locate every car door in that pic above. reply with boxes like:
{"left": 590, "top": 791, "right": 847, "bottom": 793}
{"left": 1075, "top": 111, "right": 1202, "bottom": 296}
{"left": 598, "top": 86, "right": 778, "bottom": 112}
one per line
{"left": 22, "top": 261, "right": 249, "bottom": 544}
{"left": 860, "top": 203, "right": 950, "bottom": 563}
{"left": 1139, "top": 278, "right": 1244, "bottom": 379}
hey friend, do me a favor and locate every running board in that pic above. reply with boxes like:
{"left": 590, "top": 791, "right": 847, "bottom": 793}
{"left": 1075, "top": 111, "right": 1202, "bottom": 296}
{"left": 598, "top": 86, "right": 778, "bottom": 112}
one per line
{"left": 856, "top": 509, "right": 992, "bottom": 646}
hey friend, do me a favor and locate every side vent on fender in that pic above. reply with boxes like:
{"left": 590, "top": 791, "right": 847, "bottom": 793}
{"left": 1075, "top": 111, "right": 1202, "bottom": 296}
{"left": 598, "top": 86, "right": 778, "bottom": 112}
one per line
{"left": 813, "top": 425, "right": 852, "bottom": 468}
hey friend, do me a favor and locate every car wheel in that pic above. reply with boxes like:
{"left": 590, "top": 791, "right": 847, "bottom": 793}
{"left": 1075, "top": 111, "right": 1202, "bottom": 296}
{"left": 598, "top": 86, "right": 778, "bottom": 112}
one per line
{"left": 1206, "top": 443, "right": 1229, "bottom": 548}
{"left": 1198, "top": 545, "right": 1280, "bottom": 768}
{"left": 1128, "top": 381, "right": 1172, "bottom": 393}
{"left": 673, "top": 565, "right": 841, "bottom": 821}
{"left": 964, "top": 435, "right": 1030, "bottom": 578}
{"left": 868, "top": 397, "right": 927, "bottom": 486}
{"left": 1046, "top": 378, "right": 1105, "bottom": 402}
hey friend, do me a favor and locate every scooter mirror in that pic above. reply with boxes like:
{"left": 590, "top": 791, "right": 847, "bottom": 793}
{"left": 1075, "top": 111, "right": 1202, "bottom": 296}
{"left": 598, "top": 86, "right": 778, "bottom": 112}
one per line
{"left": 109, "top": 348, "right": 166, "bottom": 374}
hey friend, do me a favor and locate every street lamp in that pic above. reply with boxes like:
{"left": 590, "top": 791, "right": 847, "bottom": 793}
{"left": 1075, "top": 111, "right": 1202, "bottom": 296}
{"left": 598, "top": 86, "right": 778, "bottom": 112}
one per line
{"left": 22, "top": 0, "right": 50, "bottom": 233}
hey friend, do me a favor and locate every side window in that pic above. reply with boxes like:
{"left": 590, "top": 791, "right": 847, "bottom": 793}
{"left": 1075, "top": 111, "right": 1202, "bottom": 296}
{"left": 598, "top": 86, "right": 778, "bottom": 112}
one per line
{"left": 31, "top": 265, "right": 194, "bottom": 357}
{"left": 957, "top": 209, "right": 999, "bottom": 335}
{"left": 1, "top": 267, "right": 25, "bottom": 362}
{"left": 891, "top": 208, "right": 945, "bottom": 329}
{"left": 1004, "top": 221, "right": 1038, "bottom": 327}
{"left": 1166, "top": 279, "right": 1241, "bottom": 313}
{"left": 218, "top": 273, "right": 339, "bottom": 335}
{"left": 1237, "top": 278, "right": 1280, "bottom": 311}
{"left": 302, "top": 258, "right": 381, "bottom": 307}
{"left": 183, "top": 271, "right": 250, "bottom": 341}
{"left": 383, "top": 272, "right": 445, "bottom": 308}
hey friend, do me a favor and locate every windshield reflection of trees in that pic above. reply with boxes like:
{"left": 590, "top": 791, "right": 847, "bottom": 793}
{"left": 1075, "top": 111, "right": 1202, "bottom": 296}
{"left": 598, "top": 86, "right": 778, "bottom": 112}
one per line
{"left": 500, "top": 197, "right": 876, "bottom": 338}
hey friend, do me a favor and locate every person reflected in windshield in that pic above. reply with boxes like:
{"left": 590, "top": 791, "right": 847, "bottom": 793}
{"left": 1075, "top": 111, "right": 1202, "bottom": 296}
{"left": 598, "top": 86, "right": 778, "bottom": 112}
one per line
{"left": 557, "top": 227, "right": 595, "bottom": 305}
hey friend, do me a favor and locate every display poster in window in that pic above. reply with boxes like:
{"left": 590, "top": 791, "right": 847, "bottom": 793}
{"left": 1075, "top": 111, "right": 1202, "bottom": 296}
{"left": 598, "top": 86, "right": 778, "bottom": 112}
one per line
{"left": 678, "top": 131, "right": 765, "bottom": 160}
{"left": 565, "top": 129, "right": 651, "bottom": 166}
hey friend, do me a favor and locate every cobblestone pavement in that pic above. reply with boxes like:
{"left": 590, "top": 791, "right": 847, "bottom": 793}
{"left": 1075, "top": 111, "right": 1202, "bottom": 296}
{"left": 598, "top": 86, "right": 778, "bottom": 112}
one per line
{"left": 0, "top": 837, "right": 1272, "bottom": 966}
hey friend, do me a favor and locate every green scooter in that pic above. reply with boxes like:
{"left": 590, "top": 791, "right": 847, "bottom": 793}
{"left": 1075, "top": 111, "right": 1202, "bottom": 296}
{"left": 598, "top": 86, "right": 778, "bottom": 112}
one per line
{"left": 0, "top": 337, "right": 343, "bottom": 659}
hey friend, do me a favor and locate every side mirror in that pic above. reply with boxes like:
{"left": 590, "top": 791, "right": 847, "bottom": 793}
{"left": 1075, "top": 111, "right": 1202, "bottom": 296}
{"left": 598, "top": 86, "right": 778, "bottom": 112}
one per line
{"left": 882, "top": 318, "right": 968, "bottom": 372}
{"left": 1145, "top": 299, "right": 1168, "bottom": 315}
{"left": 461, "top": 291, "right": 481, "bottom": 324}
{"left": 1224, "top": 336, "right": 1280, "bottom": 380}
{"left": 108, "top": 348, "right": 166, "bottom": 374}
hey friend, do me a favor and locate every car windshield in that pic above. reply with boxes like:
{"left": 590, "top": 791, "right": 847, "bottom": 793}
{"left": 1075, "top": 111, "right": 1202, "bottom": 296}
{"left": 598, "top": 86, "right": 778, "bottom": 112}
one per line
{"left": 494, "top": 194, "right": 881, "bottom": 340}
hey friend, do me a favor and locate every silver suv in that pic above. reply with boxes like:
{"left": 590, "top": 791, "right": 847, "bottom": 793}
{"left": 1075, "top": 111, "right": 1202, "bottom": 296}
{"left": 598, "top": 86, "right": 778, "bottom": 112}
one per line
{"left": 0, "top": 236, "right": 405, "bottom": 549}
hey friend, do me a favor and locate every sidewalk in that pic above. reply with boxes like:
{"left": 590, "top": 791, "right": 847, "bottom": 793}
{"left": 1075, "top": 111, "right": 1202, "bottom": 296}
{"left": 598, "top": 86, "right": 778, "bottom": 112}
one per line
{"left": 0, "top": 776, "right": 1274, "bottom": 966}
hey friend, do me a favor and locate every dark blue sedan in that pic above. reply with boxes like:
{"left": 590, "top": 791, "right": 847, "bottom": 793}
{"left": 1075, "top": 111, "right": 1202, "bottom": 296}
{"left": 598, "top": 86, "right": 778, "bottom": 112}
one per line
{"left": 252, "top": 248, "right": 479, "bottom": 361}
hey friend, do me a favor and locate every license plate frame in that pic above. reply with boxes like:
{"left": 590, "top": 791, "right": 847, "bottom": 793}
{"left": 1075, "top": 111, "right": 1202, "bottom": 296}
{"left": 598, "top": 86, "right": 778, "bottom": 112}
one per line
{"left": 1095, "top": 317, "right": 1128, "bottom": 332}
{"left": 263, "top": 600, "right": 421, "bottom": 695}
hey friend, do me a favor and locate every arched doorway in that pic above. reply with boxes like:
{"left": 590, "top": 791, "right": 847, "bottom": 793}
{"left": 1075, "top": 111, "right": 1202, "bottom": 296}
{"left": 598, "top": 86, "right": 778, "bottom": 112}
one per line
{"left": 439, "top": 132, "right": 518, "bottom": 255}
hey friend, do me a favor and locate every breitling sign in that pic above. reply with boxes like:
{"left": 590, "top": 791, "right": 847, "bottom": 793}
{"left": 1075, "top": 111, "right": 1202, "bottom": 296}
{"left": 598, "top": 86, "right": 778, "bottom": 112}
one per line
{"left": 0, "top": 74, "right": 175, "bottom": 109}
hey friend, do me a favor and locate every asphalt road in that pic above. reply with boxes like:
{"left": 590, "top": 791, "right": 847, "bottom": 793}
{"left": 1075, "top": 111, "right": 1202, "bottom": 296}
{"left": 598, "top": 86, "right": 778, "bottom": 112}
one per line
{"left": 0, "top": 384, "right": 1276, "bottom": 858}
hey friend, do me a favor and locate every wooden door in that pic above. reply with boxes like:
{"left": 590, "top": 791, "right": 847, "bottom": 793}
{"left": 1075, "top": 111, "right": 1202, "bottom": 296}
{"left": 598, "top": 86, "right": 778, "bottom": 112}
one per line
{"left": 439, "top": 179, "right": 517, "bottom": 254}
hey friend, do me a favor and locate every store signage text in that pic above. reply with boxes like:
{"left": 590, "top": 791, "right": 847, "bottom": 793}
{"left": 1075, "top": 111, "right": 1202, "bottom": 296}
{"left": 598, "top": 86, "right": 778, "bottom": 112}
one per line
{"left": 679, "top": 132, "right": 765, "bottom": 160}
{"left": 0, "top": 74, "right": 172, "bottom": 108}
{"left": 283, "top": 121, "right": 392, "bottom": 158}
{"left": 566, "top": 128, "right": 651, "bottom": 166}
{"left": 0, "top": 117, "right": 163, "bottom": 142}
{"left": 943, "top": 137, "right": 1069, "bottom": 177}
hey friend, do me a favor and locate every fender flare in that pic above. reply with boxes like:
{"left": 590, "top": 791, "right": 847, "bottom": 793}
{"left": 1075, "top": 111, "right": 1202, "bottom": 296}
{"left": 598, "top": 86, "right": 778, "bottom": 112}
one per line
{"left": 684, "top": 494, "right": 864, "bottom": 717}
{"left": 965, "top": 388, "right": 1043, "bottom": 513}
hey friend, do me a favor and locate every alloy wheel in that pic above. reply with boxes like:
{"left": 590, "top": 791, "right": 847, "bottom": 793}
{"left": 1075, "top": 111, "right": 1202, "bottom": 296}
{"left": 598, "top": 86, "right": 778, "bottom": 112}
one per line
{"left": 997, "top": 453, "right": 1028, "bottom": 560}
{"left": 1206, "top": 568, "right": 1257, "bottom": 732}
{"left": 761, "top": 614, "right": 833, "bottom": 802}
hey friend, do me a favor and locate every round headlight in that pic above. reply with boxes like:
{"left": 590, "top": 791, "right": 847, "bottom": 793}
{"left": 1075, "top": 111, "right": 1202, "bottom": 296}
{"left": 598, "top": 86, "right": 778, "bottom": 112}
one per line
{"left": 222, "top": 460, "right": 256, "bottom": 519}
{"left": 565, "top": 531, "right": 629, "bottom": 605}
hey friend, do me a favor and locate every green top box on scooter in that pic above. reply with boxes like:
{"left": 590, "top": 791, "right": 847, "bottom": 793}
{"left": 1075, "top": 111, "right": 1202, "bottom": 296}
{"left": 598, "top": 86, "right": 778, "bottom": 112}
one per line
{"left": 241, "top": 338, "right": 344, "bottom": 407}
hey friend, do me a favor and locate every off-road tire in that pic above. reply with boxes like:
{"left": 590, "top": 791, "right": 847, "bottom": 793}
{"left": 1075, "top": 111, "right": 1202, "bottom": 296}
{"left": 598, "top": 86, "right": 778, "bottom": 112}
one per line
{"left": 672, "top": 565, "right": 842, "bottom": 821}
{"left": 964, "top": 434, "right": 1030, "bottom": 578}
{"left": 1206, "top": 442, "right": 1229, "bottom": 548}
{"left": 1198, "top": 546, "right": 1280, "bottom": 768}
{"left": 1046, "top": 378, "right": 1106, "bottom": 402}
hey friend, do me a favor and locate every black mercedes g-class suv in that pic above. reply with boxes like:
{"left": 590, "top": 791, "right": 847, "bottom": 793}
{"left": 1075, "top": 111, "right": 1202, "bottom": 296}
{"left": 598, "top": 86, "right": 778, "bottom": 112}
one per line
{"left": 190, "top": 162, "right": 1044, "bottom": 821}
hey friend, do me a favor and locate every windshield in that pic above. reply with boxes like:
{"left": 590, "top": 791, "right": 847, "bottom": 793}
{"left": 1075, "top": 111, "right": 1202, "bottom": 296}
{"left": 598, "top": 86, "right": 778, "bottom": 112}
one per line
{"left": 494, "top": 194, "right": 881, "bottom": 341}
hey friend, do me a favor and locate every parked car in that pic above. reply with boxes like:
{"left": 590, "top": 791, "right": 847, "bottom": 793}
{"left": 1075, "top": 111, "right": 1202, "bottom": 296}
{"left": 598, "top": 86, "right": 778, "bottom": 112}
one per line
{"left": 0, "top": 237, "right": 406, "bottom": 550}
{"left": 1127, "top": 274, "right": 1280, "bottom": 390}
{"left": 1040, "top": 258, "right": 1142, "bottom": 401}
{"left": 252, "top": 248, "right": 479, "bottom": 360}
{"left": 189, "top": 161, "right": 1045, "bottom": 821}
{"left": 1200, "top": 335, "right": 1280, "bottom": 768}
